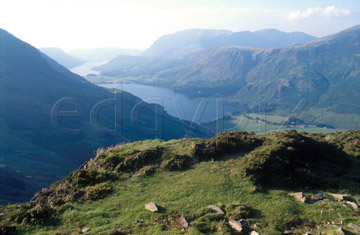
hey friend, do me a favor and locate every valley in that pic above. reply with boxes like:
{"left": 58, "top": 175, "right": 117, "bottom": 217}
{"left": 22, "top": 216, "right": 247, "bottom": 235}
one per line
{"left": 1, "top": 1, "right": 360, "bottom": 234}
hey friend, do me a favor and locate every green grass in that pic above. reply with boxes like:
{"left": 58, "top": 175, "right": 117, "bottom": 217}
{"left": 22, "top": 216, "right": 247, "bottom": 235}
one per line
{"left": 9, "top": 160, "right": 360, "bottom": 235}
{"left": 2, "top": 130, "right": 360, "bottom": 234}
{"left": 204, "top": 113, "right": 338, "bottom": 134}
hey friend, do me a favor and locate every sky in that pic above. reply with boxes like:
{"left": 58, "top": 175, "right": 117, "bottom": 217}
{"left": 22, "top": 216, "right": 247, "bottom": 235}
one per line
{"left": 0, "top": 0, "right": 359, "bottom": 51}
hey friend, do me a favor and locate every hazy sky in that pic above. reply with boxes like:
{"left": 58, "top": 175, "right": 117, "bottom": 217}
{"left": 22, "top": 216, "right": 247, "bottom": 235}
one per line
{"left": 0, "top": 0, "right": 359, "bottom": 51}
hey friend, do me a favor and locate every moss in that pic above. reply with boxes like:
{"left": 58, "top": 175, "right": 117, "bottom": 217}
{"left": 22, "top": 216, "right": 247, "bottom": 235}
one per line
{"left": 69, "top": 169, "right": 112, "bottom": 187}
{"left": 82, "top": 183, "right": 113, "bottom": 201}
{"left": 239, "top": 130, "right": 353, "bottom": 189}
{"left": 136, "top": 165, "right": 157, "bottom": 176}
{"left": 161, "top": 154, "right": 193, "bottom": 171}
{"left": 225, "top": 202, "right": 252, "bottom": 220}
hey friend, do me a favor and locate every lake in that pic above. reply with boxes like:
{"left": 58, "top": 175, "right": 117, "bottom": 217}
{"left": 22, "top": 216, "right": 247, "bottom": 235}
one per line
{"left": 99, "top": 83, "right": 243, "bottom": 123}
{"left": 70, "top": 61, "right": 108, "bottom": 76}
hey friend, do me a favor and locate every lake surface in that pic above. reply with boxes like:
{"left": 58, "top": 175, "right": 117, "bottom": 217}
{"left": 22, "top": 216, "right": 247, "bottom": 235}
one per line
{"left": 70, "top": 61, "right": 107, "bottom": 76}
{"left": 99, "top": 83, "right": 243, "bottom": 123}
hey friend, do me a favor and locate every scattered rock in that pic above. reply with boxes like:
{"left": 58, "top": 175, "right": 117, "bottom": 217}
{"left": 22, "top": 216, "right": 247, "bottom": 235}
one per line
{"left": 287, "top": 146, "right": 295, "bottom": 151}
{"left": 345, "top": 201, "right": 359, "bottom": 210}
{"left": 145, "top": 202, "right": 158, "bottom": 212}
{"left": 81, "top": 227, "right": 90, "bottom": 233}
{"left": 312, "top": 192, "right": 323, "bottom": 201}
{"left": 229, "top": 220, "right": 245, "bottom": 233}
{"left": 289, "top": 192, "right": 307, "bottom": 203}
{"left": 348, "top": 223, "right": 360, "bottom": 233}
{"left": 250, "top": 231, "right": 262, "bottom": 235}
{"left": 176, "top": 216, "right": 189, "bottom": 229}
{"left": 136, "top": 219, "right": 144, "bottom": 223}
{"left": 208, "top": 205, "right": 225, "bottom": 215}
{"left": 330, "top": 194, "right": 352, "bottom": 202}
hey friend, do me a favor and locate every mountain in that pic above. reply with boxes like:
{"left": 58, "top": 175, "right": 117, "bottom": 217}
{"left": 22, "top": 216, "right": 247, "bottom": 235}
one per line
{"left": 1, "top": 130, "right": 360, "bottom": 234}
{"left": 154, "top": 25, "right": 360, "bottom": 129}
{"left": 142, "top": 29, "right": 232, "bottom": 60}
{"left": 142, "top": 28, "right": 317, "bottom": 60}
{"left": 0, "top": 28, "right": 210, "bottom": 204}
{"left": 69, "top": 48, "right": 143, "bottom": 62}
{"left": 96, "top": 28, "right": 317, "bottom": 77}
{"left": 39, "top": 47, "right": 85, "bottom": 69}
{"left": 93, "top": 55, "right": 181, "bottom": 77}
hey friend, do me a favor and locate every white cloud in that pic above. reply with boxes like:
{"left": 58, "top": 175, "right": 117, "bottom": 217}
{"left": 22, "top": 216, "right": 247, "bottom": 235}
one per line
{"left": 288, "top": 6, "right": 350, "bottom": 20}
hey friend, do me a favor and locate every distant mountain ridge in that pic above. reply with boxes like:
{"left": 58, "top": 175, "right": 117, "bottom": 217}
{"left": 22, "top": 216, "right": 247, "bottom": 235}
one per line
{"left": 39, "top": 47, "right": 85, "bottom": 69}
{"left": 96, "top": 28, "right": 317, "bottom": 77}
{"left": 69, "top": 48, "right": 143, "bottom": 62}
{"left": 142, "top": 28, "right": 317, "bottom": 60}
{"left": 154, "top": 25, "right": 360, "bottom": 128}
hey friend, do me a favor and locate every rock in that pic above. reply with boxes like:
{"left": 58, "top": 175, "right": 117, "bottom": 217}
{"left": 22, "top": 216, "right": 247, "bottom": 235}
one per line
{"left": 337, "top": 227, "right": 354, "bottom": 235}
{"left": 250, "top": 231, "right": 261, "bottom": 235}
{"left": 283, "top": 230, "right": 293, "bottom": 234}
{"left": 136, "top": 219, "right": 144, "bottom": 223}
{"left": 287, "top": 146, "right": 295, "bottom": 151}
{"left": 208, "top": 205, "right": 225, "bottom": 215}
{"left": 330, "top": 194, "right": 352, "bottom": 202}
{"left": 345, "top": 201, "right": 359, "bottom": 210}
{"left": 289, "top": 192, "right": 307, "bottom": 203}
{"left": 312, "top": 193, "right": 323, "bottom": 201}
{"left": 81, "top": 227, "right": 90, "bottom": 233}
{"left": 145, "top": 202, "right": 158, "bottom": 212}
{"left": 176, "top": 216, "right": 189, "bottom": 229}
{"left": 229, "top": 220, "right": 245, "bottom": 233}
{"left": 348, "top": 223, "right": 360, "bottom": 233}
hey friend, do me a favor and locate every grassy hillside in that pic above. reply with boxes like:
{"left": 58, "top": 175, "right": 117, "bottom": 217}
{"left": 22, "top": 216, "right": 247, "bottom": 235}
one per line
{"left": 0, "top": 28, "right": 211, "bottom": 205}
{"left": 1, "top": 130, "right": 360, "bottom": 234}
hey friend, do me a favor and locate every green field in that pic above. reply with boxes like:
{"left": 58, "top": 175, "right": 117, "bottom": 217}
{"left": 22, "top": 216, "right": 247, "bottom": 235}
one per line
{"left": 204, "top": 113, "right": 340, "bottom": 134}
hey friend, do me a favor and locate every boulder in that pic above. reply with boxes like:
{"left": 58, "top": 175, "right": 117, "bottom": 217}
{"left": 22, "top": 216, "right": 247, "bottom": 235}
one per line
{"left": 176, "top": 216, "right": 189, "bottom": 229}
{"left": 208, "top": 205, "right": 225, "bottom": 215}
{"left": 145, "top": 202, "right": 158, "bottom": 212}
{"left": 250, "top": 231, "right": 262, "bottom": 235}
{"left": 330, "top": 194, "right": 352, "bottom": 202}
{"left": 345, "top": 201, "right": 359, "bottom": 210}
{"left": 289, "top": 192, "right": 307, "bottom": 203}
{"left": 229, "top": 220, "right": 245, "bottom": 233}
{"left": 312, "top": 192, "right": 323, "bottom": 201}
{"left": 81, "top": 227, "right": 90, "bottom": 233}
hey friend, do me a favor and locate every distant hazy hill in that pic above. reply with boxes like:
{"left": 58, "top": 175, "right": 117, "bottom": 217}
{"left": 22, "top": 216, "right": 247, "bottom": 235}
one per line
{"left": 96, "top": 28, "right": 317, "bottom": 76}
{"left": 93, "top": 54, "right": 181, "bottom": 77}
{"left": 142, "top": 28, "right": 317, "bottom": 60}
{"left": 39, "top": 47, "right": 85, "bottom": 69}
{"left": 69, "top": 48, "right": 143, "bottom": 62}
{"left": 157, "top": 25, "right": 360, "bottom": 128}
{"left": 0, "top": 28, "right": 210, "bottom": 204}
